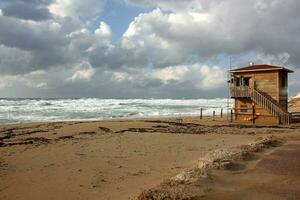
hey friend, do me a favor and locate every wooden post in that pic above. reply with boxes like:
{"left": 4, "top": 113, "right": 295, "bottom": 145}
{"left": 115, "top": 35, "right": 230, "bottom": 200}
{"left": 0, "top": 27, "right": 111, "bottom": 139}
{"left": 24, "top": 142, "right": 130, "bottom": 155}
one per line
{"left": 213, "top": 111, "right": 215, "bottom": 121}
{"left": 200, "top": 108, "right": 203, "bottom": 120}
{"left": 235, "top": 108, "right": 237, "bottom": 120}
{"left": 252, "top": 105, "right": 255, "bottom": 124}
{"left": 221, "top": 108, "right": 223, "bottom": 118}
{"left": 230, "top": 109, "right": 233, "bottom": 122}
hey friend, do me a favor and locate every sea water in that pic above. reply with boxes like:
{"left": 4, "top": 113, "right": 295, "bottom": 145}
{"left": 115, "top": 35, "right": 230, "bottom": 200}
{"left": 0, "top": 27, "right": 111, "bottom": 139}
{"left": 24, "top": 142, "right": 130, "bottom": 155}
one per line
{"left": 0, "top": 98, "right": 233, "bottom": 124}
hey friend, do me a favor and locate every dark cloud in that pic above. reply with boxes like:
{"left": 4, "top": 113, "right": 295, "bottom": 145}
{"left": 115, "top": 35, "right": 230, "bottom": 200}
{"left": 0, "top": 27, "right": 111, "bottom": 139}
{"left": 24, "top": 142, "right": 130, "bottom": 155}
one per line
{"left": 0, "top": 15, "right": 73, "bottom": 73}
{"left": 0, "top": 45, "right": 32, "bottom": 74}
{"left": 2, "top": 2, "right": 52, "bottom": 21}
{"left": 1, "top": 0, "right": 54, "bottom": 21}
{"left": 0, "top": 16, "right": 63, "bottom": 51}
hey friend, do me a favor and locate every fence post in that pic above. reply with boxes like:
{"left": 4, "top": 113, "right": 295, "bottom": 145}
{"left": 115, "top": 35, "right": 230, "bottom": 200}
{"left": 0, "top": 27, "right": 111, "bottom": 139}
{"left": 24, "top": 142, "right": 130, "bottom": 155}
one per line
{"left": 230, "top": 109, "right": 233, "bottom": 122}
{"left": 221, "top": 108, "right": 223, "bottom": 118}
{"left": 213, "top": 111, "right": 215, "bottom": 121}
{"left": 200, "top": 108, "right": 203, "bottom": 120}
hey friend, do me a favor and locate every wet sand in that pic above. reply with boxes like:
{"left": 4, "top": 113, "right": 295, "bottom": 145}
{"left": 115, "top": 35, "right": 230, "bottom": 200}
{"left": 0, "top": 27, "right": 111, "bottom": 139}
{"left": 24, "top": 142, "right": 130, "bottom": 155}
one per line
{"left": 1, "top": 117, "right": 300, "bottom": 200}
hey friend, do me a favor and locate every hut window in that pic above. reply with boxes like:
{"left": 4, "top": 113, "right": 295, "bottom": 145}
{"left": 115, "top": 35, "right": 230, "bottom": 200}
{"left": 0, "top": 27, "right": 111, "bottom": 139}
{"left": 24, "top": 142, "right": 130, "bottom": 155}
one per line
{"left": 240, "top": 104, "right": 248, "bottom": 112}
{"left": 235, "top": 78, "right": 240, "bottom": 86}
{"left": 243, "top": 78, "right": 250, "bottom": 86}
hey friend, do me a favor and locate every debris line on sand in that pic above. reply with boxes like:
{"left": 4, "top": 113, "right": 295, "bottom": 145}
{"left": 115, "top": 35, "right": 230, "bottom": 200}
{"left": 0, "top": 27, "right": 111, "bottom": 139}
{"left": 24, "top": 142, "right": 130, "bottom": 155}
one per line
{"left": 138, "top": 136, "right": 283, "bottom": 200}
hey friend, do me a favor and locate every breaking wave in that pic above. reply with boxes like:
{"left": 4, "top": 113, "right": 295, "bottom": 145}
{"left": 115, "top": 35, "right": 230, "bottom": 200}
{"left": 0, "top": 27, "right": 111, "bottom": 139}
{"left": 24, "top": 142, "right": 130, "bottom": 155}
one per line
{"left": 0, "top": 98, "right": 233, "bottom": 124}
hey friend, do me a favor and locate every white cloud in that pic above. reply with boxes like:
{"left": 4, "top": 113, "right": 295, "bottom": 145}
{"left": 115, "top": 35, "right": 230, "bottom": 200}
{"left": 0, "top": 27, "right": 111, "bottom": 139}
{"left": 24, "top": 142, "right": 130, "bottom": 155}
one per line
{"left": 69, "top": 61, "right": 96, "bottom": 81}
{"left": 48, "top": 0, "right": 104, "bottom": 18}
{"left": 119, "top": 8, "right": 222, "bottom": 68}
{"left": 125, "top": 0, "right": 202, "bottom": 12}
{"left": 254, "top": 53, "right": 291, "bottom": 66}
{"left": 95, "top": 21, "right": 111, "bottom": 38}
{"left": 120, "top": 0, "right": 300, "bottom": 69}
{"left": 197, "top": 65, "right": 225, "bottom": 90}
{"left": 111, "top": 72, "right": 132, "bottom": 82}
{"left": 110, "top": 64, "right": 225, "bottom": 91}
{"left": 152, "top": 65, "right": 189, "bottom": 83}
{"left": 0, "top": 70, "right": 48, "bottom": 89}
{"left": 153, "top": 64, "right": 226, "bottom": 90}
{"left": 67, "top": 28, "right": 90, "bottom": 38}
{"left": 0, "top": 76, "right": 13, "bottom": 89}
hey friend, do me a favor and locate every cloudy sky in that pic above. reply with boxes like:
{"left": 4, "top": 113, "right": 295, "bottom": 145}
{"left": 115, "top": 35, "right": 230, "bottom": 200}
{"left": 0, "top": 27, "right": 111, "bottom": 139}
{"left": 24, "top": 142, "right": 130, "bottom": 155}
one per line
{"left": 0, "top": 0, "right": 299, "bottom": 98}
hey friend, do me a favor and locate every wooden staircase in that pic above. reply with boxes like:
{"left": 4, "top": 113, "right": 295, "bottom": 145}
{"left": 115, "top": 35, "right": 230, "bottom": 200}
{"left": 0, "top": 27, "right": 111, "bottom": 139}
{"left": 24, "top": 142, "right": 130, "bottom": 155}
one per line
{"left": 230, "top": 86, "right": 291, "bottom": 125}
{"left": 250, "top": 88, "right": 291, "bottom": 125}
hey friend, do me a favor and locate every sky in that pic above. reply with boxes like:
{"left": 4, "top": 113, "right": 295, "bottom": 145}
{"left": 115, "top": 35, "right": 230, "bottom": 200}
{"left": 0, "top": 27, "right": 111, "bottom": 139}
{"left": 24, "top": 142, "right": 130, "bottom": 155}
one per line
{"left": 0, "top": 0, "right": 300, "bottom": 99}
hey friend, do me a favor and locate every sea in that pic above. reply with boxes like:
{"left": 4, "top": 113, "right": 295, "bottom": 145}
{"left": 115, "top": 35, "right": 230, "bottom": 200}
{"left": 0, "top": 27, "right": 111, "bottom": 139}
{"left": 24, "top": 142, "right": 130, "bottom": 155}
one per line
{"left": 0, "top": 98, "right": 233, "bottom": 125}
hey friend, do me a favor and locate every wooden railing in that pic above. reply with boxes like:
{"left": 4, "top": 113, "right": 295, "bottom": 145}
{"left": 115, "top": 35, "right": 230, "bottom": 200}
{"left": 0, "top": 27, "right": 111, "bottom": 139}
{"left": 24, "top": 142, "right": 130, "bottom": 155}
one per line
{"left": 230, "top": 86, "right": 250, "bottom": 98}
{"left": 230, "top": 86, "right": 291, "bottom": 125}
{"left": 250, "top": 88, "right": 291, "bottom": 125}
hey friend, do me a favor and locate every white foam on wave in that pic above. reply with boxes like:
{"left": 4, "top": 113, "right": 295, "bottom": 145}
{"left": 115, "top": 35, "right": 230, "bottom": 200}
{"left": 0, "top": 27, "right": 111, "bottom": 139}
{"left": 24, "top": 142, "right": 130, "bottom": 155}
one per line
{"left": 0, "top": 98, "right": 233, "bottom": 124}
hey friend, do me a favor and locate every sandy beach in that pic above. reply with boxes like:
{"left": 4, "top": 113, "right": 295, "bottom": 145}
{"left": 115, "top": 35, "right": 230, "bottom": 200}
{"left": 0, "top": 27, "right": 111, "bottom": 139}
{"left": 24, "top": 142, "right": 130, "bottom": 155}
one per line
{"left": 0, "top": 116, "right": 300, "bottom": 200}
{"left": 202, "top": 137, "right": 300, "bottom": 200}
{"left": 1, "top": 0, "right": 300, "bottom": 199}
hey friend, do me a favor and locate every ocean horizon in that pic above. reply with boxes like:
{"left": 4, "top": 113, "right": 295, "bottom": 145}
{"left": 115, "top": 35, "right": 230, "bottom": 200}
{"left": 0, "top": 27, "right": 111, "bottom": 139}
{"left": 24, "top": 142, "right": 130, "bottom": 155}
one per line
{"left": 0, "top": 98, "right": 233, "bottom": 125}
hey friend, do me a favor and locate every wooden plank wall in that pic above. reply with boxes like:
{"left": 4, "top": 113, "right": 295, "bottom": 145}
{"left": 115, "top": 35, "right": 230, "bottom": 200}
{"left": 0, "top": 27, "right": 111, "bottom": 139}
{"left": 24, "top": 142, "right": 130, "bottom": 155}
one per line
{"left": 278, "top": 71, "right": 288, "bottom": 111}
{"left": 253, "top": 71, "right": 279, "bottom": 101}
{"left": 235, "top": 98, "right": 279, "bottom": 125}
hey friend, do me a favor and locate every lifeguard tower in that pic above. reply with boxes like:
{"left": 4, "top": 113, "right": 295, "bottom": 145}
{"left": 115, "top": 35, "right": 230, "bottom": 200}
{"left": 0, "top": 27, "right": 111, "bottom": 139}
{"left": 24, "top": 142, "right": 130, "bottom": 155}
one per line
{"left": 229, "top": 64, "right": 294, "bottom": 125}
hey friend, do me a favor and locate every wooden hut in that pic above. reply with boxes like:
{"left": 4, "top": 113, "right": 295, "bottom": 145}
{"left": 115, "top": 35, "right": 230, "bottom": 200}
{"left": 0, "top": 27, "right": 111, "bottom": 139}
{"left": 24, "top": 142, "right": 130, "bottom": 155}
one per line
{"left": 229, "top": 64, "right": 293, "bottom": 125}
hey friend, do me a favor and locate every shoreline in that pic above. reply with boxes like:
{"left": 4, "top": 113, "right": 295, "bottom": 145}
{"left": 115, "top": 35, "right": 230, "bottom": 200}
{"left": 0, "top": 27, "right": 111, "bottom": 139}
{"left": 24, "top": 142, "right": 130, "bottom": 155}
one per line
{"left": 0, "top": 114, "right": 229, "bottom": 127}
{"left": 0, "top": 114, "right": 201, "bottom": 126}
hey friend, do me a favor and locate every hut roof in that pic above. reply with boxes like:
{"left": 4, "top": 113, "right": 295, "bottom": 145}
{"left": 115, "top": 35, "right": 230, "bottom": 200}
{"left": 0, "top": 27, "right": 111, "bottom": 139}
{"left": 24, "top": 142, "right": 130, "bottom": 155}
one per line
{"left": 230, "top": 64, "right": 294, "bottom": 73}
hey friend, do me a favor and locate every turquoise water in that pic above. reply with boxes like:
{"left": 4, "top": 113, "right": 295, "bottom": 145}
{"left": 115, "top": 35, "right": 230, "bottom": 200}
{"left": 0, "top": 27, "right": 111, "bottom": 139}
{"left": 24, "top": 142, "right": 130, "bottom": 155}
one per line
{"left": 0, "top": 98, "right": 232, "bottom": 124}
